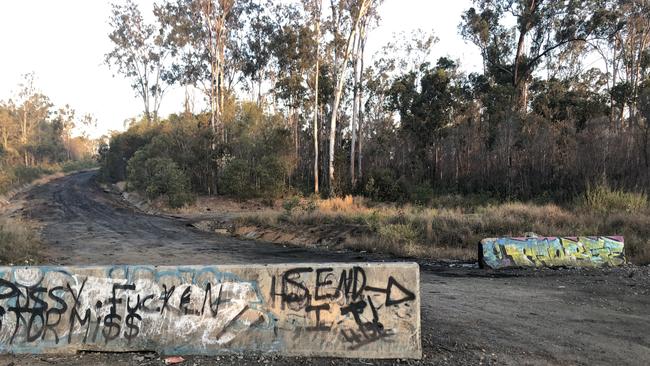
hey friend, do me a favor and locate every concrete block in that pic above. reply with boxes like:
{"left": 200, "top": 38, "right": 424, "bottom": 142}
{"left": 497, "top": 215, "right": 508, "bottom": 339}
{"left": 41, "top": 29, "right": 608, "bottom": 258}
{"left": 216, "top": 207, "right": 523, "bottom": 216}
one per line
{"left": 479, "top": 236, "right": 625, "bottom": 269}
{"left": 0, "top": 263, "right": 421, "bottom": 359}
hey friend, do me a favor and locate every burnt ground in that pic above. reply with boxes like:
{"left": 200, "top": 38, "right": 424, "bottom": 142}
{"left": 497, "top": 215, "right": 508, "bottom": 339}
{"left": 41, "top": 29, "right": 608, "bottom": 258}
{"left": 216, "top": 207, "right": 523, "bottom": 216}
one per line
{"left": 1, "top": 171, "right": 649, "bottom": 366}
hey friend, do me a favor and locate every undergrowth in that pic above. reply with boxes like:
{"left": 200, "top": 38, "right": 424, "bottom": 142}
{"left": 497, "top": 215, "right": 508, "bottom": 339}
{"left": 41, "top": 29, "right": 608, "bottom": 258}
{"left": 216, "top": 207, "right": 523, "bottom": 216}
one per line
{"left": 235, "top": 194, "right": 650, "bottom": 264}
{"left": 0, "top": 218, "right": 40, "bottom": 265}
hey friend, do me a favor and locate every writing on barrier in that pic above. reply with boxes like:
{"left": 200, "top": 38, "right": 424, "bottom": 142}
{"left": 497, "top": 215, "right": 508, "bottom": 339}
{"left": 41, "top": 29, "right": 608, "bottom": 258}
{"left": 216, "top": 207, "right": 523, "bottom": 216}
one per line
{"left": 0, "top": 263, "right": 420, "bottom": 358}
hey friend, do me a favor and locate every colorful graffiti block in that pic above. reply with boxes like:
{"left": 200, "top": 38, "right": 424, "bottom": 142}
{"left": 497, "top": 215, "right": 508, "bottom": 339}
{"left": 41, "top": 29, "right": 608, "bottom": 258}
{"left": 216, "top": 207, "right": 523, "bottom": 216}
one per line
{"left": 479, "top": 236, "right": 625, "bottom": 269}
{"left": 0, "top": 263, "right": 420, "bottom": 359}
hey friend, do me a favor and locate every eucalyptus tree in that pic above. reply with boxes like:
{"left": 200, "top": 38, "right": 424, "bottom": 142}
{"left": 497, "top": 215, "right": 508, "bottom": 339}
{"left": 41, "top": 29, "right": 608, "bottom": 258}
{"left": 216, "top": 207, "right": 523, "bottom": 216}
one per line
{"left": 269, "top": 3, "right": 316, "bottom": 171}
{"left": 387, "top": 58, "right": 462, "bottom": 185}
{"left": 326, "top": 0, "right": 374, "bottom": 195}
{"left": 53, "top": 105, "right": 76, "bottom": 160}
{"left": 155, "top": 0, "right": 247, "bottom": 135}
{"left": 460, "top": 0, "right": 599, "bottom": 112}
{"left": 106, "top": 0, "right": 170, "bottom": 123}
{"left": 0, "top": 101, "right": 16, "bottom": 152}
{"left": 607, "top": 0, "right": 650, "bottom": 122}
{"left": 16, "top": 73, "right": 52, "bottom": 166}
{"left": 349, "top": 1, "right": 382, "bottom": 185}
{"left": 303, "top": 0, "right": 324, "bottom": 193}
{"left": 238, "top": 0, "right": 274, "bottom": 105}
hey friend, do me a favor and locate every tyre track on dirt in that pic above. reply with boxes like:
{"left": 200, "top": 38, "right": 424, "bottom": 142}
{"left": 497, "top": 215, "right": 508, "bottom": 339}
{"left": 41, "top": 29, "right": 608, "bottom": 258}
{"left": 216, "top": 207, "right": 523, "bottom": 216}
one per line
{"left": 19, "top": 171, "right": 366, "bottom": 266}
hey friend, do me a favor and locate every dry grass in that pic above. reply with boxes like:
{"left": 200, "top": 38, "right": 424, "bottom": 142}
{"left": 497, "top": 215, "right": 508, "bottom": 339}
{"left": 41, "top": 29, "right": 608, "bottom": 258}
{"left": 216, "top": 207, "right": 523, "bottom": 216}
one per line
{"left": 235, "top": 195, "right": 650, "bottom": 264}
{"left": 0, "top": 218, "right": 41, "bottom": 265}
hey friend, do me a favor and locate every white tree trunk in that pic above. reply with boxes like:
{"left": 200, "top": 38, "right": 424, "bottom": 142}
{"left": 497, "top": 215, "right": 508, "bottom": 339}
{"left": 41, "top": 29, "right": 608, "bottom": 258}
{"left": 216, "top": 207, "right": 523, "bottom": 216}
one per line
{"left": 313, "top": 0, "right": 322, "bottom": 194}
{"left": 357, "top": 30, "right": 366, "bottom": 181}
{"left": 327, "top": 0, "right": 373, "bottom": 194}
{"left": 350, "top": 31, "right": 360, "bottom": 186}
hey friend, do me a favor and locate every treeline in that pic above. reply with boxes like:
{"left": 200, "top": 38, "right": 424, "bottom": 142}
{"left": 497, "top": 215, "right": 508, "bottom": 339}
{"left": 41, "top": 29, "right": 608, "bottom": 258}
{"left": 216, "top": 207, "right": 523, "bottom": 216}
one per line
{"left": 0, "top": 73, "right": 97, "bottom": 194}
{"left": 100, "top": 0, "right": 650, "bottom": 205}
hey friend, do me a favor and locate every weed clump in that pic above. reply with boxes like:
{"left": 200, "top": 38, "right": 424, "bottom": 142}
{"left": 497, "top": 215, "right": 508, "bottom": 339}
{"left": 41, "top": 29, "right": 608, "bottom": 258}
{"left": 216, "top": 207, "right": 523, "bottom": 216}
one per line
{"left": 0, "top": 218, "right": 40, "bottom": 265}
{"left": 582, "top": 183, "right": 647, "bottom": 213}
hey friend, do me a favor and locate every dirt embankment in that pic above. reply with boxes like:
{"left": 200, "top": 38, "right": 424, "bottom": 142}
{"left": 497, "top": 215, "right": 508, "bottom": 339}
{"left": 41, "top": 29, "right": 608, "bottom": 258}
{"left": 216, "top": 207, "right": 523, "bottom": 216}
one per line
{"left": 111, "top": 185, "right": 378, "bottom": 255}
{"left": 231, "top": 222, "right": 372, "bottom": 250}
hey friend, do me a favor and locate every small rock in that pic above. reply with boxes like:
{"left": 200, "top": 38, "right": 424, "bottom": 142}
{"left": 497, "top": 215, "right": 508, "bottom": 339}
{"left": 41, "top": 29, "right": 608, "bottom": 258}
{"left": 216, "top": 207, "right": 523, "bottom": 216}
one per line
{"left": 164, "top": 356, "right": 185, "bottom": 365}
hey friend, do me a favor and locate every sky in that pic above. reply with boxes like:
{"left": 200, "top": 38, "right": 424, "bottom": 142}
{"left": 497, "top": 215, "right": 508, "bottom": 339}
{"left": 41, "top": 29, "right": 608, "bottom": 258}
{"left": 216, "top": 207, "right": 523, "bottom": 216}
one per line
{"left": 0, "top": 0, "right": 481, "bottom": 138}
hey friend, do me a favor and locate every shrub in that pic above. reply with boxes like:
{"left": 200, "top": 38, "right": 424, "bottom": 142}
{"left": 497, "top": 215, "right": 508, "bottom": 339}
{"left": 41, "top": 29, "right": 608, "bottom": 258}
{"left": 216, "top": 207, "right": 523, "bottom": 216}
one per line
{"left": 221, "top": 159, "right": 252, "bottom": 198}
{"left": 0, "top": 218, "right": 40, "bottom": 264}
{"left": 363, "top": 169, "right": 407, "bottom": 202}
{"left": 377, "top": 223, "right": 421, "bottom": 247}
{"left": 99, "top": 124, "right": 157, "bottom": 182}
{"left": 303, "top": 197, "right": 318, "bottom": 214}
{"left": 12, "top": 166, "right": 51, "bottom": 185}
{"left": 127, "top": 154, "right": 194, "bottom": 208}
{"left": 362, "top": 210, "right": 382, "bottom": 231}
{"left": 0, "top": 170, "right": 15, "bottom": 194}
{"left": 282, "top": 196, "right": 301, "bottom": 215}
{"left": 256, "top": 156, "right": 287, "bottom": 197}
{"left": 221, "top": 156, "right": 288, "bottom": 199}
{"left": 409, "top": 183, "right": 434, "bottom": 205}
{"left": 583, "top": 183, "right": 647, "bottom": 213}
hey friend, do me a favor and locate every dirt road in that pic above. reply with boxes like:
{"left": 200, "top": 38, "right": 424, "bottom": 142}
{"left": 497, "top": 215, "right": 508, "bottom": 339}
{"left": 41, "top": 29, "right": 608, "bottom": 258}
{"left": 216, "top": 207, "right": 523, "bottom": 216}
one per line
{"left": 2, "top": 171, "right": 649, "bottom": 365}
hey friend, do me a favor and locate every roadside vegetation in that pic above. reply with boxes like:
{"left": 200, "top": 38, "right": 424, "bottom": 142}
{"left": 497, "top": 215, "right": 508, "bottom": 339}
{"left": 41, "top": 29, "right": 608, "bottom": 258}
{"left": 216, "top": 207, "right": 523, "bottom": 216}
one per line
{"left": 0, "top": 218, "right": 41, "bottom": 265}
{"left": 230, "top": 186, "right": 650, "bottom": 264}
{"left": 0, "top": 73, "right": 99, "bottom": 196}
{"left": 97, "top": 0, "right": 649, "bottom": 264}
{"left": 0, "top": 159, "right": 98, "bottom": 196}
{"left": 0, "top": 75, "right": 99, "bottom": 264}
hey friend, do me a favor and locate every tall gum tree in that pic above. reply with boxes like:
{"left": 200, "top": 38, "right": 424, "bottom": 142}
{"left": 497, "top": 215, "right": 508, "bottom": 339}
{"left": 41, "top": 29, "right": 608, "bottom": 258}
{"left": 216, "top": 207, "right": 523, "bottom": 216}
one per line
{"left": 460, "top": 0, "right": 598, "bottom": 113}
{"left": 303, "top": 0, "right": 324, "bottom": 193}
{"left": 106, "top": 0, "right": 169, "bottom": 123}
{"left": 327, "top": 0, "right": 373, "bottom": 195}
{"left": 16, "top": 73, "right": 52, "bottom": 166}
{"left": 156, "top": 0, "right": 241, "bottom": 136}
{"left": 350, "top": 1, "right": 380, "bottom": 186}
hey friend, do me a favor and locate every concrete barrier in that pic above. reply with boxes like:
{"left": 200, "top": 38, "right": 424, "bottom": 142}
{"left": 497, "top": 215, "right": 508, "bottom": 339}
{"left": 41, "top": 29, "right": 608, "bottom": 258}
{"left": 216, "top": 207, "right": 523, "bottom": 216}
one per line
{"left": 479, "top": 236, "right": 625, "bottom": 269}
{"left": 0, "top": 263, "right": 420, "bottom": 359}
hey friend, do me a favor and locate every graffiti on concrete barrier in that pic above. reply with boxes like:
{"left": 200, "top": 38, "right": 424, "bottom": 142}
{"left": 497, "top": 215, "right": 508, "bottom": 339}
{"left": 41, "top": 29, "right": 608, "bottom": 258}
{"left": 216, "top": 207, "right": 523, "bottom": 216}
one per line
{"left": 269, "top": 266, "right": 416, "bottom": 350}
{"left": 479, "top": 236, "right": 625, "bottom": 269}
{"left": 0, "top": 264, "right": 420, "bottom": 358}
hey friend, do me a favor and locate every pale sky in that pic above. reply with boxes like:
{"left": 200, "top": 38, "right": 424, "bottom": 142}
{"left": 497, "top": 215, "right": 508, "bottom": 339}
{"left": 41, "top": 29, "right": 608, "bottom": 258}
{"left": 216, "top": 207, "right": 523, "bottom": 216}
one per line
{"left": 0, "top": 0, "right": 481, "bottom": 138}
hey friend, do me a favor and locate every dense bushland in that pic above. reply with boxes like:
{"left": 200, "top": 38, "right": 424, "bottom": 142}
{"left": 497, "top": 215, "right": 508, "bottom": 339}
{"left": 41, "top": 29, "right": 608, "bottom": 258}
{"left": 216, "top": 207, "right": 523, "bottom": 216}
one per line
{"left": 100, "top": 81, "right": 650, "bottom": 207}
{"left": 99, "top": 0, "right": 649, "bottom": 262}
{"left": 100, "top": 0, "right": 650, "bottom": 205}
{"left": 100, "top": 103, "right": 295, "bottom": 206}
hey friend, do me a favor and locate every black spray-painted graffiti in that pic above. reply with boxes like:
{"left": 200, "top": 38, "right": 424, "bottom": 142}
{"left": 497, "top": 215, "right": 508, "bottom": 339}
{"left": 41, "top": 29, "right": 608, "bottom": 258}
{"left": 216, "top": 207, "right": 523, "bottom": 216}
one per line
{"left": 0, "top": 278, "right": 256, "bottom": 345}
{"left": 269, "top": 266, "right": 416, "bottom": 349}
{"left": 0, "top": 264, "right": 420, "bottom": 358}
